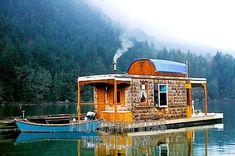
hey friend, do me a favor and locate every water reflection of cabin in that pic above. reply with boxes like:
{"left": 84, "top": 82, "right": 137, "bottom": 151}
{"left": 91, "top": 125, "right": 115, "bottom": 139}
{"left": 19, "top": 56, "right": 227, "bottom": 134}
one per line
{"left": 77, "top": 59, "right": 208, "bottom": 122}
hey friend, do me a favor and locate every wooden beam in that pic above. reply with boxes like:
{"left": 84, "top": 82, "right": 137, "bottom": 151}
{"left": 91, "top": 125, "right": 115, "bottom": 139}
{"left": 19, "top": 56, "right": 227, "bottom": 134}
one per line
{"left": 79, "top": 79, "right": 114, "bottom": 86}
{"left": 203, "top": 84, "right": 208, "bottom": 116}
{"left": 186, "top": 82, "right": 193, "bottom": 118}
{"left": 77, "top": 81, "right": 81, "bottom": 124}
{"left": 79, "top": 79, "right": 130, "bottom": 86}
{"left": 114, "top": 79, "right": 117, "bottom": 122}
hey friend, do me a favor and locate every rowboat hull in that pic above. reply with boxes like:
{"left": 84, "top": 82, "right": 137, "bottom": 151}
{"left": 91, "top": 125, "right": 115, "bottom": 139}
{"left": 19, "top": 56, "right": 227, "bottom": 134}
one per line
{"left": 15, "top": 119, "right": 102, "bottom": 133}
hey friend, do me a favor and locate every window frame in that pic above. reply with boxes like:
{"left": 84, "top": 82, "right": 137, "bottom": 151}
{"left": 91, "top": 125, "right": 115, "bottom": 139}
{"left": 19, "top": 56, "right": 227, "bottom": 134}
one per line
{"left": 140, "top": 82, "right": 148, "bottom": 104}
{"left": 157, "top": 144, "right": 169, "bottom": 156}
{"left": 158, "top": 84, "right": 168, "bottom": 108}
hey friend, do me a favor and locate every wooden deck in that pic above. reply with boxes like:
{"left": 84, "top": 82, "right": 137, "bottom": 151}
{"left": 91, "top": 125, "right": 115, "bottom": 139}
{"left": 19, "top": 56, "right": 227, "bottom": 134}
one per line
{"left": 98, "top": 113, "right": 223, "bottom": 132}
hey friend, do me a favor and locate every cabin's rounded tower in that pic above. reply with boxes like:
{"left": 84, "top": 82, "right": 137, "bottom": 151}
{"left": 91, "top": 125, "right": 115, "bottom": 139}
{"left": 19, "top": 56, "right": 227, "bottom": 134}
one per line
{"left": 127, "top": 58, "right": 187, "bottom": 77}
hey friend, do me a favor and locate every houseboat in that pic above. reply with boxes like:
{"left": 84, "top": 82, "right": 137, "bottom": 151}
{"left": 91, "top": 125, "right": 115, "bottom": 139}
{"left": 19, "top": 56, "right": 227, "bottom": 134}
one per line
{"left": 77, "top": 59, "right": 223, "bottom": 130}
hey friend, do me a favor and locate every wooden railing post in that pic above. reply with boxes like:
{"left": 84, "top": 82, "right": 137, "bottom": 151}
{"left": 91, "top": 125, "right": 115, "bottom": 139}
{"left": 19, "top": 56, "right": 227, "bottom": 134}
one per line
{"left": 203, "top": 83, "right": 208, "bottom": 116}
{"left": 186, "top": 82, "right": 192, "bottom": 118}
{"left": 77, "top": 80, "right": 81, "bottom": 123}
{"left": 114, "top": 79, "right": 117, "bottom": 122}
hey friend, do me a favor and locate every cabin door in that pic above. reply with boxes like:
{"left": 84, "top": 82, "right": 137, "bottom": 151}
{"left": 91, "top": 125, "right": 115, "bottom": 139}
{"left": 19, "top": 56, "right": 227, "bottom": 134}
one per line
{"left": 97, "top": 87, "right": 106, "bottom": 118}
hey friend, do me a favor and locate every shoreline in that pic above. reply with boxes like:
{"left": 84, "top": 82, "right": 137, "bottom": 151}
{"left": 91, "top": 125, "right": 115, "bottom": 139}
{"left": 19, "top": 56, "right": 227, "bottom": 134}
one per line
{"left": 1, "top": 98, "right": 235, "bottom": 106}
{"left": 0, "top": 101, "right": 77, "bottom": 106}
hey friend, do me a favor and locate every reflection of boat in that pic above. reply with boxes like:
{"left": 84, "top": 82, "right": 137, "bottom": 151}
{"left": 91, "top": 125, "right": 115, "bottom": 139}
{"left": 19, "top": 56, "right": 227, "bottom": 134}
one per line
{"left": 15, "top": 119, "right": 102, "bottom": 133}
{"left": 16, "top": 132, "right": 99, "bottom": 143}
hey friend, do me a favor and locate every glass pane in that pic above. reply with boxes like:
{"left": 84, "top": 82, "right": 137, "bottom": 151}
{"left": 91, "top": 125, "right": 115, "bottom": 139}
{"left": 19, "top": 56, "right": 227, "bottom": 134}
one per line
{"left": 160, "top": 93, "right": 167, "bottom": 106}
{"left": 160, "top": 85, "right": 167, "bottom": 93}
{"left": 141, "top": 90, "right": 147, "bottom": 102}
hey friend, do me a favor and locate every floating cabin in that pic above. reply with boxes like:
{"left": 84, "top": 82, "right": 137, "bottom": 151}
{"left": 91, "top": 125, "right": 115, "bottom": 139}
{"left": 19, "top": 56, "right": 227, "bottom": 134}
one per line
{"left": 77, "top": 59, "right": 209, "bottom": 123}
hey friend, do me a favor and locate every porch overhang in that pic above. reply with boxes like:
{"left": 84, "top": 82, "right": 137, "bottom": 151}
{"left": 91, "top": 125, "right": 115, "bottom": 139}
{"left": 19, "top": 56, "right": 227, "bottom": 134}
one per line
{"left": 189, "top": 78, "right": 207, "bottom": 87}
{"left": 78, "top": 74, "right": 131, "bottom": 86}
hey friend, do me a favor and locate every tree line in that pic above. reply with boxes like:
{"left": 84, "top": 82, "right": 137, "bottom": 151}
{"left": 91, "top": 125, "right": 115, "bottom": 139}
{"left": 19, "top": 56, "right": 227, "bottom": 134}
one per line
{"left": 0, "top": 0, "right": 235, "bottom": 103}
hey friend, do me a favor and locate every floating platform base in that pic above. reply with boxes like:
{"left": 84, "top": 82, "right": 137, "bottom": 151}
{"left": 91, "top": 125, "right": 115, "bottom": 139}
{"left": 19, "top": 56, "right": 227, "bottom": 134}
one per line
{"left": 98, "top": 113, "right": 223, "bottom": 133}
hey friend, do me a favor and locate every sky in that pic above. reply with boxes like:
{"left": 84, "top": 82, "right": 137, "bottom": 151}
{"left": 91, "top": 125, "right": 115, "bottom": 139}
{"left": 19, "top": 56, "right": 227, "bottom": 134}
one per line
{"left": 89, "top": 0, "right": 235, "bottom": 56}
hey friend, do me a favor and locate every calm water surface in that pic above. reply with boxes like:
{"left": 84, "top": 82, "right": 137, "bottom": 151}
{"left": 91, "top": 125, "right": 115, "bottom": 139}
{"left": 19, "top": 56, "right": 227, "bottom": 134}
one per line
{"left": 0, "top": 101, "right": 234, "bottom": 156}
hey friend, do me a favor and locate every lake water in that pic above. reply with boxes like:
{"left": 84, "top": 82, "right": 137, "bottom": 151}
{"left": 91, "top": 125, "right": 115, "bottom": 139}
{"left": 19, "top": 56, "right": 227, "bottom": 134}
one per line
{"left": 0, "top": 100, "right": 234, "bottom": 156}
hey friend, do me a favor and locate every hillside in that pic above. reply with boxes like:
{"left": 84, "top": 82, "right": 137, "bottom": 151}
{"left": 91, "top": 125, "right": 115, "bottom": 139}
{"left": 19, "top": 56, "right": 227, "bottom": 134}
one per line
{"left": 0, "top": 0, "right": 235, "bottom": 103}
{"left": 0, "top": 0, "right": 121, "bottom": 102}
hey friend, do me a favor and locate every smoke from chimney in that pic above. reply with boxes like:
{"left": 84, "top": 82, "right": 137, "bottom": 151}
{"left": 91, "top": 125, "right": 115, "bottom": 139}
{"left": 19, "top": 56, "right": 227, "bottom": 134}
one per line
{"left": 113, "top": 35, "right": 134, "bottom": 71}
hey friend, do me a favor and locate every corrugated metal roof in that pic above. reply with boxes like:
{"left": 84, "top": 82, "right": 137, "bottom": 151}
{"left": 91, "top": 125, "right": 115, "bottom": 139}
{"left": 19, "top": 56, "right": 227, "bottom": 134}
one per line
{"left": 149, "top": 59, "right": 187, "bottom": 74}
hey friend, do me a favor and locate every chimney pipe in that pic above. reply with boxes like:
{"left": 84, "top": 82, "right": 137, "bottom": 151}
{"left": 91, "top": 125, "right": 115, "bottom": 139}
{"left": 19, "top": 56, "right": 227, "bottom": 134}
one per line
{"left": 113, "top": 59, "right": 117, "bottom": 73}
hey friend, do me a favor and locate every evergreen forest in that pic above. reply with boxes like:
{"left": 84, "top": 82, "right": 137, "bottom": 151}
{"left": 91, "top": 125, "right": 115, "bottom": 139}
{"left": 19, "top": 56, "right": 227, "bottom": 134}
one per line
{"left": 0, "top": 0, "right": 235, "bottom": 103}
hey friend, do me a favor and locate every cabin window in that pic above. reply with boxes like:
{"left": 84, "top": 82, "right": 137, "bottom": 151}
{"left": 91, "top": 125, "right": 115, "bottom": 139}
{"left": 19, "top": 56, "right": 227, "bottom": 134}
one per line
{"left": 117, "top": 90, "right": 121, "bottom": 104}
{"left": 140, "top": 83, "right": 147, "bottom": 103}
{"left": 158, "top": 84, "right": 168, "bottom": 107}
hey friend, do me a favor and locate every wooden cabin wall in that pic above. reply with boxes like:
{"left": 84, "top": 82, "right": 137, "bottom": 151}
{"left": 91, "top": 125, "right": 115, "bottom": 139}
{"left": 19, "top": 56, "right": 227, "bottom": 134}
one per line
{"left": 126, "top": 79, "right": 154, "bottom": 110}
{"left": 128, "top": 60, "right": 156, "bottom": 75}
{"left": 95, "top": 86, "right": 106, "bottom": 118}
{"left": 126, "top": 78, "right": 187, "bottom": 121}
{"left": 106, "top": 86, "right": 125, "bottom": 106}
{"left": 119, "top": 85, "right": 126, "bottom": 107}
{"left": 107, "top": 86, "right": 113, "bottom": 106}
{"left": 94, "top": 84, "right": 127, "bottom": 113}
